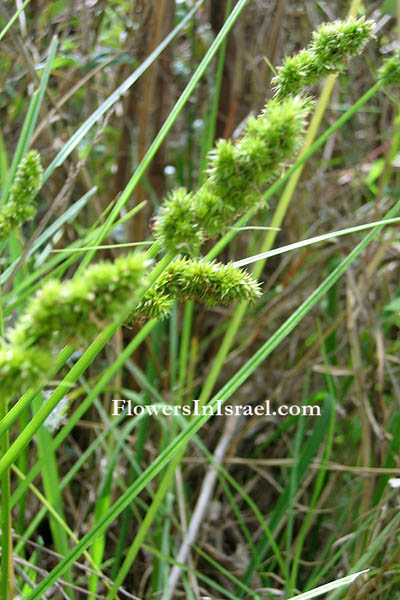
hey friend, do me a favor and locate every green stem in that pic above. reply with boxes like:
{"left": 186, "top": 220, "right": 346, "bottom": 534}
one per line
{"left": 0, "top": 400, "right": 12, "bottom": 600}
{"left": 177, "top": 301, "right": 194, "bottom": 404}
{"left": 199, "top": 0, "right": 232, "bottom": 179}
{"left": 0, "top": 0, "right": 32, "bottom": 42}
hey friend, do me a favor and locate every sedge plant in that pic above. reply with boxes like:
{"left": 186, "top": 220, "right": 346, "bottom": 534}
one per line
{"left": 1, "top": 4, "right": 400, "bottom": 600}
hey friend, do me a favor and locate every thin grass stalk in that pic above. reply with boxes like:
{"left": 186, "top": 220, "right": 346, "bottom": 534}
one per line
{"left": 285, "top": 377, "right": 309, "bottom": 596}
{"left": 0, "top": 0, "right": 31, "bottom": 42}
{"left": 288, "top": 337, "right": 337, "bottom": 593}
{"left": 198, "top": 0, "right": 232, "bottom": 180}
{"left": 177, "top": 302, "right": 194, "bottom": 404}
{"left": 32, "top": 394, "right": 73, "bottom": 593}
{"left": 0, "top": 400, "right": 13, "bottom": 599}
{"left": 2, "top": 37, "right": 57, "bottom": 205}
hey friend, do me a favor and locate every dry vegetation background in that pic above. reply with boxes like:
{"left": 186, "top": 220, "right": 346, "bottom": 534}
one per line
{"left": 1, "top": 0, "right": 400, "bottom": 599}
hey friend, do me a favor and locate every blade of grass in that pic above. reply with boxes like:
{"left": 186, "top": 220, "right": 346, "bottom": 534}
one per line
{"left": 32, "top": 393, "right": 73, "bottom": 595}
{"left": 287, "top": 570, "right": 369, "bottom": 600}
{"left": 2, "top": 36, "right": 58, "bottom": 204}
{"left": 0, "top": 399, "right": 13, "bottom": 599}
{"left": 88, "top": 415, "right": 145, "bottom": 599}
{"left": 0, "top": 0, "right": 32, "bottom": 42}
{"left": 233, "top": 218, "right": 400, "bottom": 267}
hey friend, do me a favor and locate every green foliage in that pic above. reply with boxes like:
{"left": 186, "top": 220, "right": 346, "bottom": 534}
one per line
{"left": 135, "top": 257, "right": 261, "bottom": 320}
{"left": 0, "top": 150, "right": 42, "bottom": 239}
{"left": 272, "top": 17, "right": 375, "bottom": 99}
{"left": 8, "top": 253, "right": 148, "bottom": 351}
{"left": 154, "top": 95, "right": 311, "bottom": 253}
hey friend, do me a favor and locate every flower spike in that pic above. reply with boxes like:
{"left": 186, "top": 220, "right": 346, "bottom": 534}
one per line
{"left": 8, "top": 253, "right": 148, "bottom": 350}
{"left": 272, "top": 17, "right": 375, "bottom": 99}
{"left": 0, "top": 150, "right": 43, "bottom": 240}
{"left": 133, "top": 257, "right": 262, "bottom": 320}
{"left": 154, "top": 95, "right": 311, "bottom": 253}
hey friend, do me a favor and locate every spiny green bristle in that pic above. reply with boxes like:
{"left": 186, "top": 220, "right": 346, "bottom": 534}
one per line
{"left": 272, "top": 17, "right": 375, "bottom": 99}
{"left": 8, "top": 253, "right": 148, "bottom": 350}
{"left": 133, "top": 257, "right": 262, "bottom": 320}
{"left": 0, "top": 150, "right": 43, "bottom": 240}
{"left": 153, "top": 187, "right": 204, "bottom": 255}
{"left": 0, "top": 344, "right": 52, "bottom": 399}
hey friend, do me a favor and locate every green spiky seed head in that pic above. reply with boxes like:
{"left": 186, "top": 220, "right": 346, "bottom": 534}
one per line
{"left": 379, "top": 49, "right": 400, "bottom": 86}
{"left": 9, "top": 253, "right": 148, "bottom": 350}
{"left": 0, "top": 150, "right": 43, "bottom": 240}
{"left": 133, "top": 257, "right": 262, "bottom": 321}
{"left": 9, "top": 150, "right": 43, "bottom": 203}
{"left": 153, "top": 187, "right": 204, "bottom": 255}
{"left": 272, "top": 17, "right": 375, "bottom": 99}
{"left": 154, "top": 96, "right": 311, "bottom": 253}
{"left": 0, "top": 344, "right": 52, "bottom": 400}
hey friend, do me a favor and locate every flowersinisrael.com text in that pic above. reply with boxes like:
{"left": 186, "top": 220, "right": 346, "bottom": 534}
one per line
{"left": 112, "top": 399, "right": 321, "bottom": 418}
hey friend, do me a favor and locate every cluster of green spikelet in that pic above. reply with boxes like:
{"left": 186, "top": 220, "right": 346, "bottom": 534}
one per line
{"left": 136, "top": 258, "right": 261, "bottom": 320}
{"left": 3, "top": 16, "right": 400, "bottom": 400}
{"left": 0, "top": 150, "right": 43, "bottom": 240}
{"left": 153, "top": 16, "right": 376, "bottom": 255}
{"left": 271, "top": 16, "right": 374, "bottom": 99}
{"left": 154, "top": 96, "right": 312, "bottom": 254}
